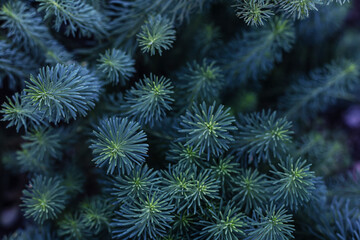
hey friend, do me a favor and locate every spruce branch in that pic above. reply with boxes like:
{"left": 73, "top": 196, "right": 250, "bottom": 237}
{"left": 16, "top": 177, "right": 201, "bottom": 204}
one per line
{"left": 25, "top": 64, "right": 102, "bottom": 123}
{"left": 172, "top": 212, "right": 196, "bottom": 239}
{"left": 222, "top": 16, "right": 295, "bottom": 84}
{"left": 181, "top": 168, "right": 220, "bottom": 214}
{"left": 208, "top": 155, "right": 239, "bottom": 190}
{"left": 234, "top": 110, "right": 293, "bottom": 165}
{"left": 137, "top": 15, "right": 176, "bottom": 56}
{"left": 163, "top": 0, "right": 210, "bottom": 23}
{"left": 233, "top": 0, "right": 274, "bottom": 26}
{"left": 80, "top": 196, "right": 114, "bottom": 235}
{"left": 15, "top": 148, "right": 51, "bottom": 174}
{"left": 109, "top": 164, "right": 161, "bottom": 203}
{"left": 21, "top": 175, "right": 68, "bottom": 224}
{"left": 0, "top": 0, "right": 45, "bottom": 49}
{"left": 179, "top": 101, "right": 237, "bottom": 160}
{"left": 0, "top": 1, "right": 71, "bottom": 63}
{"left": 57, "top": 212, "right": 92, "bottom": 240}
{"left": 36, "top": 0, "right": 108, "bottom": 38}
{"left": 0, "top": 40, "right": 38, "bottom": 89}
{"left": 111, "top": 190, "right": 175, "bottom": 239}
{"left": 97, "top": 48, "right": 135, "bottom": 86}
{"left": 160, "top": 164, "right": 194, "bottom": 208}
{"left": 21, "top": 127, "right": 63, "bottom": 163}
{"left": 270, "top": 156, "right": 316, "bottom": 211}
{"left": 246, "top": 204, "right": 294, "bottom": 240}
{"left": 196, "top": 203, "right": 248, "bottom": 240}
{"left": 166, "top": 142, "right": 204, "bottom": 167}
{"left": 61, "top": 165, "right": 86, "bottom": 196}
{"left": 90, "top": 116, "right": 148, "bottom": 175}
{"left": 1, "top": 92, "right": 45, "bottom": 132}
{"left": 232, "top": 169, "right": 270, "bottom": 213}
{"left": 279, "top": 0, "right": 321, "bottom": 19}
{"left": 176, "top": 59, "right": 224, "bottom": 105}
{"left": 122, "top": 74, "right": 174, "bottom": 126}
{"left": 281, "top": 59, "right": 360, "bottom": 120}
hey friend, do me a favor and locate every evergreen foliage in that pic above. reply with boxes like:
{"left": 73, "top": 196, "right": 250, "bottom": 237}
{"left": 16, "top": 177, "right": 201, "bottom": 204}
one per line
{"left": 233, "top": 0, "right": 349, "bottom": 25}
{"left": 21, "top": 175, "right": 68, "bottom": 224}
{"left": 293, "top": 131, "right": 351, "bottom": 176}
{"left": 21, "top": 127, "right": 63, "bottom": 161}
{"left": 109, "top": 164, "right": 160, "bottom": 203}
{"left": 170, "top": 212, "right": 196, "bottom": 239}
{"left": 181, "top": 168, "right": 220, "bottom": 214}
{"left": 0, "top": 41, "right": 37, "bottom": 89}
{"left": 166, "top": 142, "right": 204, "bottom": 167}
{"left": 246, "top": 204, "right": 294, "bottom": 240}
{"left": 1, "top": 92, "right": 44, "bottom": 132}
{"left": 306, "top": 198, "right": 360, "bottom": 239}
{"left": 234, "top": 110, "right": 293, "bottom": 165}
{"left": 233, "top": 0, "right": 274, "bottom": 26}
{"left": 14, "top": 148, "right": 51, "bottom": 174}
{"left": 222, "top": 16, "right": 295, "bottom": 84}
{"left": 122, "top": 74, "right": 174, "bottom": 126}
{"left": 80, "top": 196, "right": 114, "bottom": 235}
{"left": 61, "top": 166, "right": 86, "bottom": 195}
{"left": 196, "top": 203, "right": 248, "bottom": 240}
{"left": 1, "top": 0, "right": 359, "bottom": 239}
{"left": 97, "top": 48, "right": 135, "bottom": 86}
{"left": 160, "top": 164, "right": 193, "bottom": 209}
{"left": 208, "top": 155, "right": 239, "bottom": 189}
{"left": 179, "top": 102, "right": 237, "bottom": 160}
{"left": 281, "top": 59, "right": 360, "bottom": 120}
{"left": 279, "top": 0, "right": 320, "bottom": 19}
{"left": 90, "top": 116, "right": 148, "bottom": 174}
{"left": 270, "top": 156, "right": 316, "bottom": 211}
{"left": 57, "top": 212, "right": 92, "bottom": 240}
{"left": 25, "top": 64, "right": 102, "bottom": 123}
{"left": 36, "top": 0, "right": 108, "bottom": 38}
{"left": 137, "top": 15, "right": 176, "bottom": 56}
{"left": 0, "top": 1, "right": 70, "bottom": 63}
{"left": 232, "top": 169, "right": 270, "bottom": 213}
{"left": 176, "top": 59, "right": 224, "bottom": 105}
{"left": 106, "top": 0, "right": 207, "bottom": 50}
{"left": 111, "top": 190, "right": 174, "bottom": 239}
